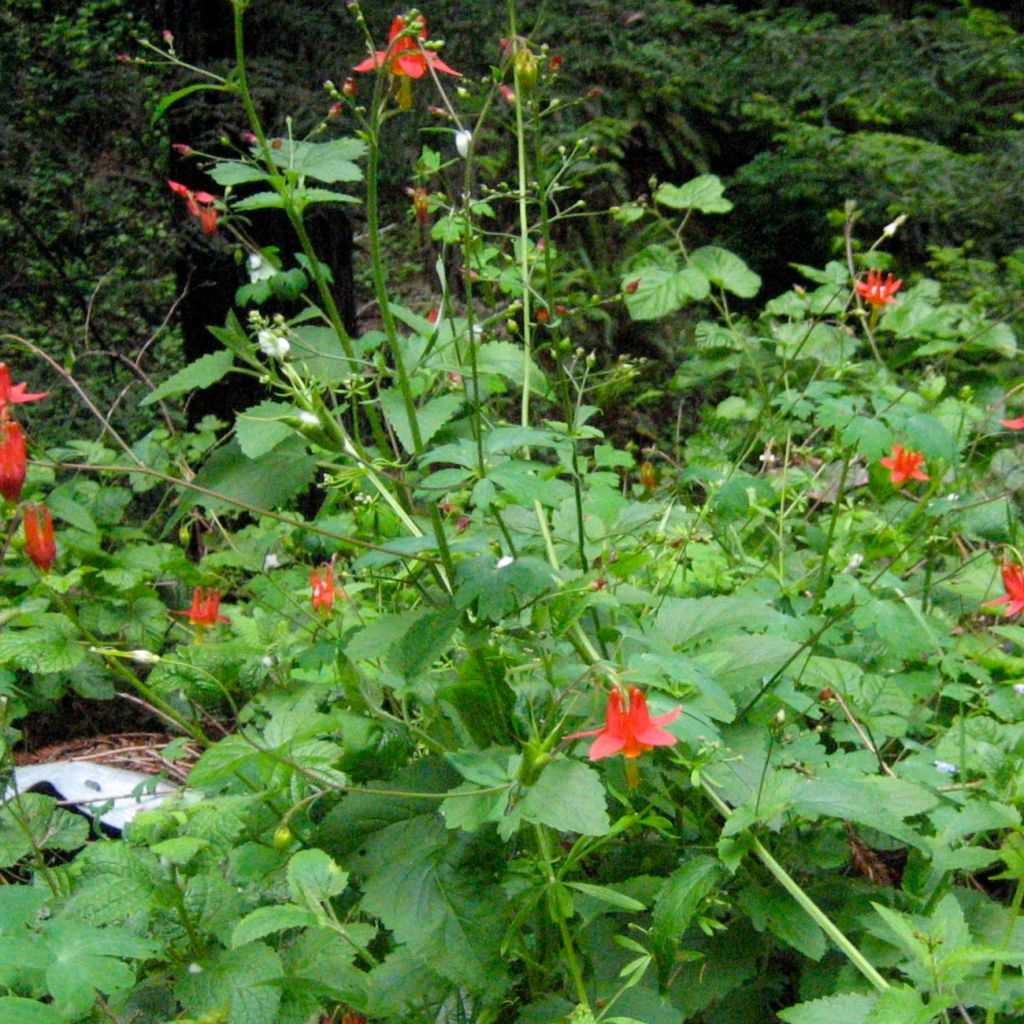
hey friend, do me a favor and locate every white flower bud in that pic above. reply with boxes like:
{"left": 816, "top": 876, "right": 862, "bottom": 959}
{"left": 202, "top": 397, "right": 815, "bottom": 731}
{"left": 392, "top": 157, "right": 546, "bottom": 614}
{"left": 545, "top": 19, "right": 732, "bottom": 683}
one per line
{"left": 455, "top": 129, "right": 472, "bottom": 159}
{"left": 128, "top": 649, "right": 161, "bottom": 664}
{"left": 262, "top": 552, "right": 281, "bottom": 572}
{"left": 496, "top": 555, "right": 514, "bottom": 569}
{"left": 882, "top": 213, "right": 907, "bottom": 238}
{"left": 257, "top": 330, "right": 290, "bottom": 359}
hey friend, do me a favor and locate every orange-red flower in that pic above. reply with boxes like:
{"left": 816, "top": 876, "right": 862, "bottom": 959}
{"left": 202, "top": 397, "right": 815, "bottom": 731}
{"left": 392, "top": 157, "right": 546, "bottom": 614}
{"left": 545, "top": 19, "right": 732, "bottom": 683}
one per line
{"left": 167, "top": 180, "right": 220, "bottom": 236}
{"left": 0, "top": 420, "right": 27, "bottom": 503}
{"left": 310, "top": 563, "right": 346, "bottom": 613}
{"left": 567, "top": 686, "right": 680, "bottom": 760}
{"left": 983, "top": 563, "right": 1024, "bottom": 618}
{"left": 352, "top": 15, "right": 461, "bottom": 80}
{"left": 0, "top": 363, "right": 48, "bottom": 421}
{"left": 172, "top": 587, "right": 231, "bottom": 627}
{"left": 23, "top": 503, "right": 56, "bottom": 573}
{"left": 856, "top": 269, "right": 902, "bottom": 308}
{"left": 879, "top": 444, "right": 929, "bottom": 485}
{"left": 1001, "top": 415, "right": 1024, "bottom": 430}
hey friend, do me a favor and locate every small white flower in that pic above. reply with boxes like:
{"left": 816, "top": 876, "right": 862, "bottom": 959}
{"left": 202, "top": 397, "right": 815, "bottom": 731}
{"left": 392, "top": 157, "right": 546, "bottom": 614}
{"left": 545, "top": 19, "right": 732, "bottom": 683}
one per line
{"left": 128, "top": 649, "right": 160, "bottom": 664}
{"left": 455, "top": 129, "right": 472, "bottom": 159}
{"left": 946, "top": 493, "right": 960, "bottom": 503}
{"left": 298, "top": 410, "right": 319, "bottom": 427}
{"left": 257, "top": 329, "right": 290, "bottom": 359}
{"left": 246, "top": 252, "right": 275, "bottom": 283}
{"left": 882, "top": 213, "right": 907, "bottom": 238}
{"left": 844, "top": 553, "right": 864, "bottom": 572}
{"left": 187, "top": 963, "right": 203, "bottom": 975}
{"left": 1013, "top": 683, "right": 1024, "bottom": 695}
{"left": 933, "top": 760, "right": 957, "bottom": 775}
{"left": 496, "top": 555, "right": 514, "bottom": 569}
{"left": 262, "top": 552, "right": 281, "bottom": 572}
{"left": 261, "top": 655, "right": 274, "bottom": 668}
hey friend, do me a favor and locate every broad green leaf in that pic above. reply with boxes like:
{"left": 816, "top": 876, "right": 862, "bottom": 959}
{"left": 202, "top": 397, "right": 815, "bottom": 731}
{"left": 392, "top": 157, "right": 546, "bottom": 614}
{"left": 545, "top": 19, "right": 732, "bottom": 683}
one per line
{"left": 778, "top": 992, "right": 877, "bottom": 1024}
{"left": 189, "top": 734, "right": 273, "bottom": 792}
{"left": 207, "top": 161, "right": 272, "bottom": 186}
{"left": 623, "top": 246, "right": 710, "bottom": 321}
{"left": 866, "top": 986, "right": 937, "bottom": 1024}
{"left": 141, "top": 349, "right": 234, "bottom": 406}
{"left": 379, "top": 390, "right": 464, "bottom": 453}
{"left": 737, "top": 885, "right": 826, "bottom": 960}
{"left": 190, "top": 436, "right": 318, "bottom": 514}
{"left": 654, "top": 175, "right": 733, "bottom": 213}
{"left": 475, "top": 341, "right": 551, "bottom": 396}
{"left": 516, "top": 759, "right": 610, "bottom": 836}
{"left": 652, "top": 857, "right": 721, "bottom": 959}
{"left": 0, "top": 998, "right": 65, "bottom": 1024}
{"left": 268, "top": 137, "right": 365, "bottom": 183}
{"left": 176, "top": 941, "right": 282, "bottom": 1024}
{"left": 231, "top": 904, "right": 319, "bottom": 947}
{"left": 690, "top": 246, "right": 761, "bottom": 298}
{"left": 235, "top": 400, "right": 295, "bottom": 459}
{"left": 287, "top": 849, "right": 348, "bottom": 907}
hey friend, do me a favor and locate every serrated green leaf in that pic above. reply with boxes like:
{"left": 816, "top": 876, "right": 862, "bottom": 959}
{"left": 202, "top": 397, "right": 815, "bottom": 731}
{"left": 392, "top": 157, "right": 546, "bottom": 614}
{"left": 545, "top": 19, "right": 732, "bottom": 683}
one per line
{"left": 778, "top": 992, "right": 877, "bottom": 1024}
{"left": 190, "top": 436, "right": 318, "bottom": 514}
{"left": 379, "top": 390, "right": 463, "bottom": 454}
{"left": 516, "top": 759, "right": 610, "bottom": 836}
{"left": 268, "top": 137, "right": 365, "bottom": 183}
{"left": 654, "top": 175, "right": 733, "bottom": 213}
{"left": 0, "top": 998, "right": 65, "bottom": 1024}
{"left": 624, "top": 247, "right": 710, "bottom": 321}
{"left": 177, "top": 941, "right": 282, "bottom": 1024}
{"left": 866, "top": 986, "right": 937, "bottom": 1024}
{"left": 142, "top": 349, "right": 234, "bottom": 406}
{"left": 231, "top": 904, "right": 319, "bottom": 947}
{"left": 207, "top": 161, "right": 272, "bottom": 186}
{"left": 287, "top": 849, "right": 348, "bottom": 908}
{"left": 652, "top": 856, "right": 721, "bottom": 958}
{"left": 235, "top": 401, "right": 295, "bottom": 459}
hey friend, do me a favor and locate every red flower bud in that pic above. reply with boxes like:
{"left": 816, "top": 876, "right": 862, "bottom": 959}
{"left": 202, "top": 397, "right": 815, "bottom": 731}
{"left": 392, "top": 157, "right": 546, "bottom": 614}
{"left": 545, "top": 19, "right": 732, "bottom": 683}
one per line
{"left": 625, "top": 279, "right": 641, "bottom": 294}
{"left": 342, "top": 77, "right": 358, "bottom": 99}
{"left": 535, "top": 308, "right": 549, "bottom": 324}
{"left": 171, "top": 142, "right": 193, "bottom": 156}
{"left": 0, "top": 420, "right": 27, "bottom": 503}
{"left": 23, "top": 503, "right": 56, "bottom": 573}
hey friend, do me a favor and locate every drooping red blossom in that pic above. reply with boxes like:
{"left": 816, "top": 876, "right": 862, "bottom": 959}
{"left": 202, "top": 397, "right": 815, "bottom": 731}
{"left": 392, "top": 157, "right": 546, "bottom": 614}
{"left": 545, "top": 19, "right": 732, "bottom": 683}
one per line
{"left": 310, "top": 563, "right": 346, "bottom": 613}
{"left": 856, "top": 269, "right": 902, "bottom": 308}
{"left": 172, "top": 587, "right": 231, "bottom": 628}
{"left": 352, "top": 15, "right": 461, "bottom": 79}
{"left": 406, "top": 186, "right": 430, "bottom": 226}
{"left": 0, "top": 420, "right": 27, "bottom": 503}
{"left": 23, "top": 503, "right": 56, "bottom": 573}
{"left": 983, "top": 563, "right": 1024, "bottom": 618}
{"left": 879, "top": 444, "right": 929, "bottom": 485}
{"left": 167, "top": 180, "right": 220, "bottom": 236}
{"left": 567, "top": 686, "right": 680, "bottom": 760}
{"left": 1001, "top": 415, "right": 1024, "bottom": 430}
{"left": 0, "top": 363, "right": 48, "bottom": 421}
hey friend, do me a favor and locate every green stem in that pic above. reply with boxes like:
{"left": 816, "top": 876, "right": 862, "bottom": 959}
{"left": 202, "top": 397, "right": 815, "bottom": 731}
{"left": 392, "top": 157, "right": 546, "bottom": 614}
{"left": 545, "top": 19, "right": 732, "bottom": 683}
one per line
{"left": 986, "top": 875, "right": 1024, "bottom": 1024}
{"left": 701, "top": 780, "right": 890, "bottom": 993}
{"left": 533, "top": 824, "right": 590, "bottom": 1010}
{"left": 812, "top": 451, "right": 852, "bottom": 611}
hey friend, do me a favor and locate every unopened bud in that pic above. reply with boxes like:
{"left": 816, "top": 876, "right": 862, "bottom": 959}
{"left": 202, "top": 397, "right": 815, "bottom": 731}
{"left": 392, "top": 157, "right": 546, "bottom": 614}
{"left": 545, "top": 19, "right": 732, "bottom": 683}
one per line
{"left": 129, "top": 649, "right": 161, "bottom": 665}
{"left": 161, "top": 29, "right": 174, "bottom": 45}
{"left": 882, "top": 213, "right": 907, "bottom": 238}
{"left": 514, "top": 48, "right": 538, "bottom": 96}
{"left": 455, "top": 129, "right": 472, "bottom": 159}
{"left": 342, "top": 76, "right": 357, "bottom": 99}
{"left": 171, "top": 142, "right": 193, "bottom": 156}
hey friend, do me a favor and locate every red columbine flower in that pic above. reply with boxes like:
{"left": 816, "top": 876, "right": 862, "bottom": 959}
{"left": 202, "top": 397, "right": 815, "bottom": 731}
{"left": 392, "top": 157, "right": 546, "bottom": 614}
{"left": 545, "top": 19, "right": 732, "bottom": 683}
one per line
{"left": 310, "top": 563, "right": 346, "bottom": 613}
{"left": 352, "top": 15, "right": 461, "bottom": 80}
{"left": 983, "top": 563, "right": 1024, "bottom": 618}
{"left": 879, "top": 444, "right": 929, "bottom": 485}
{"left": 172, "top": 587, "right": 231, "bottom": 628}
{"left": 23, "top": 503, "right": 56, "bottom": 573}
{"left": 1001, "top": 415, "right": 1024, "bottom": 430}
{"left": 167, "top": 180, "right": 220, "bottom": 236}
{"left": 567, "top": 686, "right": 680, "bottom": 761}
{"left": 0, "top": 363, "right": 48, "bottom": 421}
{"left": 0, "top": 420, "right": 27, "bottom": 503}
{"left": 856, "top": 269, "right": 902, "bottom": 308}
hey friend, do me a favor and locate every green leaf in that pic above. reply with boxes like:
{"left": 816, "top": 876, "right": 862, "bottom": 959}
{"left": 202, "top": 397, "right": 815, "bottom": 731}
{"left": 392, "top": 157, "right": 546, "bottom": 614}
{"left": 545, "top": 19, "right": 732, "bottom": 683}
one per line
{"left": 652, "top": 857, "right": 721, "bottom": 960}
{"left": 235, "top": 400, "right": 295, "bottom": 459}
{"left": 777, "top": 992, "right": 877, "bottom": 1024}
{"left": 690, "top": 246, "right": 761, "bottom": 298}
{"left": 189, "top": 734, "right": 273, "bottom": 792}
{"left": 516, "top": 759, "right": 610, "bottom": 836}
{"left": 231, "top": 905, "right": 319, "bottom": 948}
{"left": 567, "top": 881, "right": 646, "bottom": 911}
{"left": 287, "top": 849, "right": 348, "bottom": 908}
{"left": 176, "top": 942, "right": 282, "bottom": 1024}
{"left": 623, "top": 246, "right": 710, "bottom": 321}
{"left": 268, "top": 137, "right": 366, "bottom": 183}
{"left": 379, "top": 390, "right": 464, "bottom": 453}
{"left": 866, "top": 986, "right": 937, "bottom": 1024}
{"left": 0, "top": 998, "right": 65, "bottom": 1024}
{"left": 476, "top": 341, "right": 550, "bottom": 396}
{"left": 152, "top": 82, "right": 228, "bottom": 125}
{"left": 141, "top": 349, "right": 234, "bottom": 406}
{"left": 232, "top": 191, "right": 286, "bottom": 211}
{"left": 190, "top": 436, "right": 318, "bottom": 514}
{"left": 207, "top": 161, "right": 272, "bottom": 186}
{"left": 654, "top": 175, "right": 733, "bottom": 213}
{"left": 41, "top": 921, "right": 157, "bottom": 1018}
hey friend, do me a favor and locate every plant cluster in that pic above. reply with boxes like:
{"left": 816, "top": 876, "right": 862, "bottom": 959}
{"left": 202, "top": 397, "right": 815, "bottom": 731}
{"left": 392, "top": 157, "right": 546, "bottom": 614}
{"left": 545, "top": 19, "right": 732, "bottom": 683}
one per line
{"left": 3, "top": 4, "right": 1024, "bottom": 1024}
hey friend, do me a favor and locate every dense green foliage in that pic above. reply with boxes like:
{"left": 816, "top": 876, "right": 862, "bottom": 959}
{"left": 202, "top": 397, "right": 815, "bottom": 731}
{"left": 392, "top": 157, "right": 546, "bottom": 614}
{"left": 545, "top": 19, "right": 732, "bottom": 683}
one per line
{"left": 2, "top": 2, "right": 1024, "bottom": 1024}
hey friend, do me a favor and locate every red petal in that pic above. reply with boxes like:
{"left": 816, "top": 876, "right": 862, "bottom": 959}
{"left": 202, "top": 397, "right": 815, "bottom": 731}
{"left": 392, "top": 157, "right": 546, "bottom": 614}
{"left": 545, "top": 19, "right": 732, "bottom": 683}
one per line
{"left": 1002, "top": 416, "right": 1024, "bottom": 430}
{"left": 588, "top": 732, "right": 626, "bottom": 759}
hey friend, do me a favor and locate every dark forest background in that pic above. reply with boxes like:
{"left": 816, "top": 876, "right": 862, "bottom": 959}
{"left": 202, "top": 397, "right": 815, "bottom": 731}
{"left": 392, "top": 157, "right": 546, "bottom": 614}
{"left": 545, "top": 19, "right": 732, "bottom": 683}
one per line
{"left": 2, "top": 0, "right": 1022, "bottom": 433}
